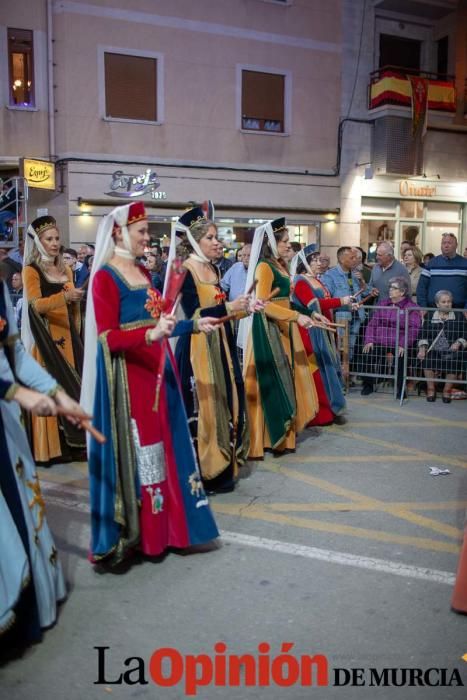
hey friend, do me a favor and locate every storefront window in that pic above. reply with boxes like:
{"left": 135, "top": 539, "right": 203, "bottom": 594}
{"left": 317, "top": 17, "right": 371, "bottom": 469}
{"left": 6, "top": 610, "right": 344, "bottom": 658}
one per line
{"left": 400, "top": 223, "right": 421, "bottom": 247}
{"left": 425, "top": 223, "right": 460, "bottom": 255}
{"left": 361, "top": 198, "right": 463, "bottom": 259}
{"left": 400, "top": 200, "right": 423, "bottom": 219}
{"left": 288, "top": 224, "right": 319, "bottom": 247}
{"left": 424, "top": 202, "right": 461, "bottom": 254}
{"left": 360, "top": 219, "right": 396, "bottom": 262}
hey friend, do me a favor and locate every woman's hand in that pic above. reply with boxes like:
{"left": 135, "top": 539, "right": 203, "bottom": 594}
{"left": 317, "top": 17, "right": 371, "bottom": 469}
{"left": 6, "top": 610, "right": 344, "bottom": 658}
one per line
{"left": 229, "top": 294, "right": 250, "bottom": 313}
{"left": 249, "top": 298, "right": 266, "bottom": 314}
{"left": 54, "top": 389, "right": 84, "bottom": 425}
{"left": 398, "top": 346, "right": 405, "bottom": 357}
{"left": 450, "top": 341, "right": 461, "bottom": 352}
{"left": 417, "top": 347, "right": 426, "bottom": 360}
{"left": 148, "top": 315, "right": 176, "bottom": 342}
{"left": 313, "top": 312, "right": 330, "bottom": 325}
{"left": 13, "top": 386, "right": 57, "bottom": 416}
{"left": 197, "top": 317, "right": 218, "bottom": 334}
{"left": 363, "top": 342, "right": 374, "bottom": 354}
{"left": 297, "top": 314, "right": 313, "bottom": 329}
{"left": 65, "top": 287, "right": 84, "bottom": 303}
{"left": 341, "top": 295, "right": 352, "bottom": 305}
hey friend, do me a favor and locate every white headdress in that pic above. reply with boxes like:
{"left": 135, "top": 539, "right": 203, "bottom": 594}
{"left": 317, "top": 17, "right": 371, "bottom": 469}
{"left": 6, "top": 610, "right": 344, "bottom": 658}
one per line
{"left": 80, "top": 203, "right": 134, "bottom": 416}
{"left": 237, "top": 221, "right": 278, "bottom": 349}
{"left": 290, "top": 248, "right": 312, "bottom": 278}
{"left": 21, "top": 221, "right": 57, "bottom": 352}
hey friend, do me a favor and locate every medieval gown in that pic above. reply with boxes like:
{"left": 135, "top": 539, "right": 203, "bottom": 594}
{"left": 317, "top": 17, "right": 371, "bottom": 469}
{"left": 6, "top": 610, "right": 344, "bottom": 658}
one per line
{"left": 0, "top": 280, "right": 66, "bottom": 646}
{"left": 243, "top": 260, "right": 318, "bottom": 459}
{"left": 175, "top": 258, "right": 249, "bottom": 492}
{"left": 22, "top": 263, "right": 85, "bottom": 465}
{"left": 88, "top": 265, "right": 218, "bottom": 566}
{"left": 292, "top": 274, "right": 346, "bottom": 424}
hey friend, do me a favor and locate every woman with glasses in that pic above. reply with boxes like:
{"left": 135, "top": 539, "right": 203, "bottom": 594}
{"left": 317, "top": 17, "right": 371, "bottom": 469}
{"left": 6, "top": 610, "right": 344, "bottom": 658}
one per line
{"left": 360, "top": 277, "right": 422, "bottom": 399}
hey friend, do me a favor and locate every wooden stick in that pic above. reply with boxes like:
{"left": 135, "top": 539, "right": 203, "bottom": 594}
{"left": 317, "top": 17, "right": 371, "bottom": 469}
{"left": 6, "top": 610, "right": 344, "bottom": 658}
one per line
{"left": 154, "top": 293, "right": 183, "bottom": 412}
{"left": 80, "top": 420, "right": 107, "bottom": 445}
{"left": 322, "top": 321, "right": 346, "bottom": 328}
{"left": 213, "top": 286, "right": 281, "bottom": 325}
{"left": 246, "top": 278, "right": 258, "bottom": 295}
{"left": 55, "top": 407, "right": 107, "bottom": 444}
{"left": 313, "top": 323, "right": 337, "bottom": 333}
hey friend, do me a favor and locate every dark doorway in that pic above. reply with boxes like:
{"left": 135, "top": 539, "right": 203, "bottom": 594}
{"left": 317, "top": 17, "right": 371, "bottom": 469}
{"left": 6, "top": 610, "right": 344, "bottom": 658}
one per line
{"left": 379, "top": 34, "right": 421, "bottom": 72}
{"left": 437, "top": 36, "right": 449, "bottom": 77}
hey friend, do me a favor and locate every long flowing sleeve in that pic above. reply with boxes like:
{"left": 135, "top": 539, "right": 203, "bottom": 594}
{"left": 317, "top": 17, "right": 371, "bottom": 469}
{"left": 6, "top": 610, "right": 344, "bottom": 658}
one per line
{"left": 294, "top": 278, "right": 343, "bottom": 312}
{"left": 67, "top": 266, "right": 81, "bottom": 333}
{"left": 1, "top": 281, "right": 57, "bottom": 394}
{"left": 23, "top": 265, "right": 67, "bottom": 314}
{"left": 0, "top": 376, "right": 16, "bottom": 399}
{"left": 256, "top": 262, "right": 299, "bottom": 322}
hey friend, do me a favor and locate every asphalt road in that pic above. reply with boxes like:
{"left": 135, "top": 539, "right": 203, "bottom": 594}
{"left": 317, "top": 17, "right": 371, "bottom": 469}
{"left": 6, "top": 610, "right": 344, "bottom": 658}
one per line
{"left": 1, "top": 392, "right": 467, "bottom": 699}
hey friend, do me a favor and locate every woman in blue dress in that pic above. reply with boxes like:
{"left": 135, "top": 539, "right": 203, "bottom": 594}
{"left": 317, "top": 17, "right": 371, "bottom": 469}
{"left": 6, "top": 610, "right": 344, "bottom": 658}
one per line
{"left": 0, "top": 277, "right": 80, "bottom": 649}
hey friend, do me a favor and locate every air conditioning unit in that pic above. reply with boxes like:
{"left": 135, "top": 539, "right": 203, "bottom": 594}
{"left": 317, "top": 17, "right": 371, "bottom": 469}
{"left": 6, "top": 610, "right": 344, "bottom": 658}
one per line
{"left": 373, "top": 116, "right": 423, "bottom": 176}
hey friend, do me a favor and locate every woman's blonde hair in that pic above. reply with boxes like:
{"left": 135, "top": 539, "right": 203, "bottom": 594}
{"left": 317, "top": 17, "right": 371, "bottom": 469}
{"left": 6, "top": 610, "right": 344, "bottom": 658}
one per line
{"left": 177, "top": 219, "right": 217, "bottom": 259}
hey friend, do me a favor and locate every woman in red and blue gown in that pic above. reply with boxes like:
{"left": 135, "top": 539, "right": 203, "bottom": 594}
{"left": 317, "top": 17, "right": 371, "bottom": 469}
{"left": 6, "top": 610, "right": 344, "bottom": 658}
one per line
{"left": 81, "top": 202, "right": 219, "bottom": 568}
{"left": 292, "top": 248, "right": 348, "bottom": 425}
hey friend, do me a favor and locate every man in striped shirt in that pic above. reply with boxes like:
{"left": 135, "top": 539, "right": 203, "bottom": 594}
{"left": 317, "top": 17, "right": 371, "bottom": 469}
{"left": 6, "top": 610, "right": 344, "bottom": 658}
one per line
{"left": 416, "top": 233, "right": 467, "bottom": 309}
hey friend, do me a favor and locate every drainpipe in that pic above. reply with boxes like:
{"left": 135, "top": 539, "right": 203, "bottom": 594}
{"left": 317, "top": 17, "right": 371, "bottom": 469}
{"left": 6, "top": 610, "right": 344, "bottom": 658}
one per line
{"left": 454, "top": 0, "right": 467, "bottom": 125}
{"left": 47, "top": 0, "right": 55, "bottom": 158}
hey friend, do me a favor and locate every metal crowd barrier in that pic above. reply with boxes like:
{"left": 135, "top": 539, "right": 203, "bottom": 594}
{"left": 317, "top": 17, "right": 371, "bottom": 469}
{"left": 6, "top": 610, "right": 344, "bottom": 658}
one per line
{"left": 336, "top": 305, "right": 467, "bottom": 404}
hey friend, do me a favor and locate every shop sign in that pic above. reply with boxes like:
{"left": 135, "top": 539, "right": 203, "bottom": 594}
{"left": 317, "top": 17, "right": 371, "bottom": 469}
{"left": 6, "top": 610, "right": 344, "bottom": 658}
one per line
{"left": 21, "top": 158, "right": 56, "bottom": 190}
{"left": 105, "top": 168, "right": 167, "bottom": 199}
{"left": 399, "top": 180, "right": 436, "bottom": 197}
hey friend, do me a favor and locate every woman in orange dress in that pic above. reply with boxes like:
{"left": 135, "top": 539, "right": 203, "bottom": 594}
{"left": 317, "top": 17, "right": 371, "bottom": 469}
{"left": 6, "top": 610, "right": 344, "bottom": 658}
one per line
{"left": 21, "top": 216, "right": 85, "bottom": 465}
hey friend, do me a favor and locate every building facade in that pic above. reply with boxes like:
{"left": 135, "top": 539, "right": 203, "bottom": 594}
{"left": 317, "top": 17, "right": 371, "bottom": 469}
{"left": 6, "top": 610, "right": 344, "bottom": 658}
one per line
{"left": 1, "top": 0, "right": 466, "bottom": 259}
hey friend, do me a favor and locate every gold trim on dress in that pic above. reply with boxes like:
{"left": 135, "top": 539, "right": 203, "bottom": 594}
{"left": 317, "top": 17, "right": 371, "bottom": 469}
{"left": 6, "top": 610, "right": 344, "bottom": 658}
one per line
{"left": 106, "top": 263, "right": 149, "bottom": 290}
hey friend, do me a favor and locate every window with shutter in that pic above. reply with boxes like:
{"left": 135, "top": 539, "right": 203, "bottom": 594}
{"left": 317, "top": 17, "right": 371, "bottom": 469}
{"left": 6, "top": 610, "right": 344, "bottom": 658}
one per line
{"left": 104, "top": 52, "right": 157, "bottom": 122}
{"left": 241, "top": 70, "right": 285, "bottom": 133}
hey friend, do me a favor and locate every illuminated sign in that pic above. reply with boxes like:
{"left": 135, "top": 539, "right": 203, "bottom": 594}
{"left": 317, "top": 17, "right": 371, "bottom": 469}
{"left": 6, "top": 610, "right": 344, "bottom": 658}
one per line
{"left": 399, "top": 180, "right": 436, "bottom": 197}
{"left": 105, "top": 169, "right": 167, "bottom": 199}
{"left": 22, "top": 158, "right": 56, "bottom": 190}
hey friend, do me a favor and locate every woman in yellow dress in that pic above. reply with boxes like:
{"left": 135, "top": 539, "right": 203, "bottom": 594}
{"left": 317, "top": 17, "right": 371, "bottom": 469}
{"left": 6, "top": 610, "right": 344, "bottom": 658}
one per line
{"left": 241, "top": 218, "right": 319, "bottom": 459}
{"left": 174, "top": 204, "right": 251, "bottom": 494}
{"left": 21, "top": 216, "right": 85, "bottom": 465}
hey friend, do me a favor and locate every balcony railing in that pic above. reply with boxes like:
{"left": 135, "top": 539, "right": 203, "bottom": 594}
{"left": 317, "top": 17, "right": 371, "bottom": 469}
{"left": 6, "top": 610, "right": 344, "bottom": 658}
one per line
{"left": 368, "top": 66, "right": 457, "bottom": 113}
